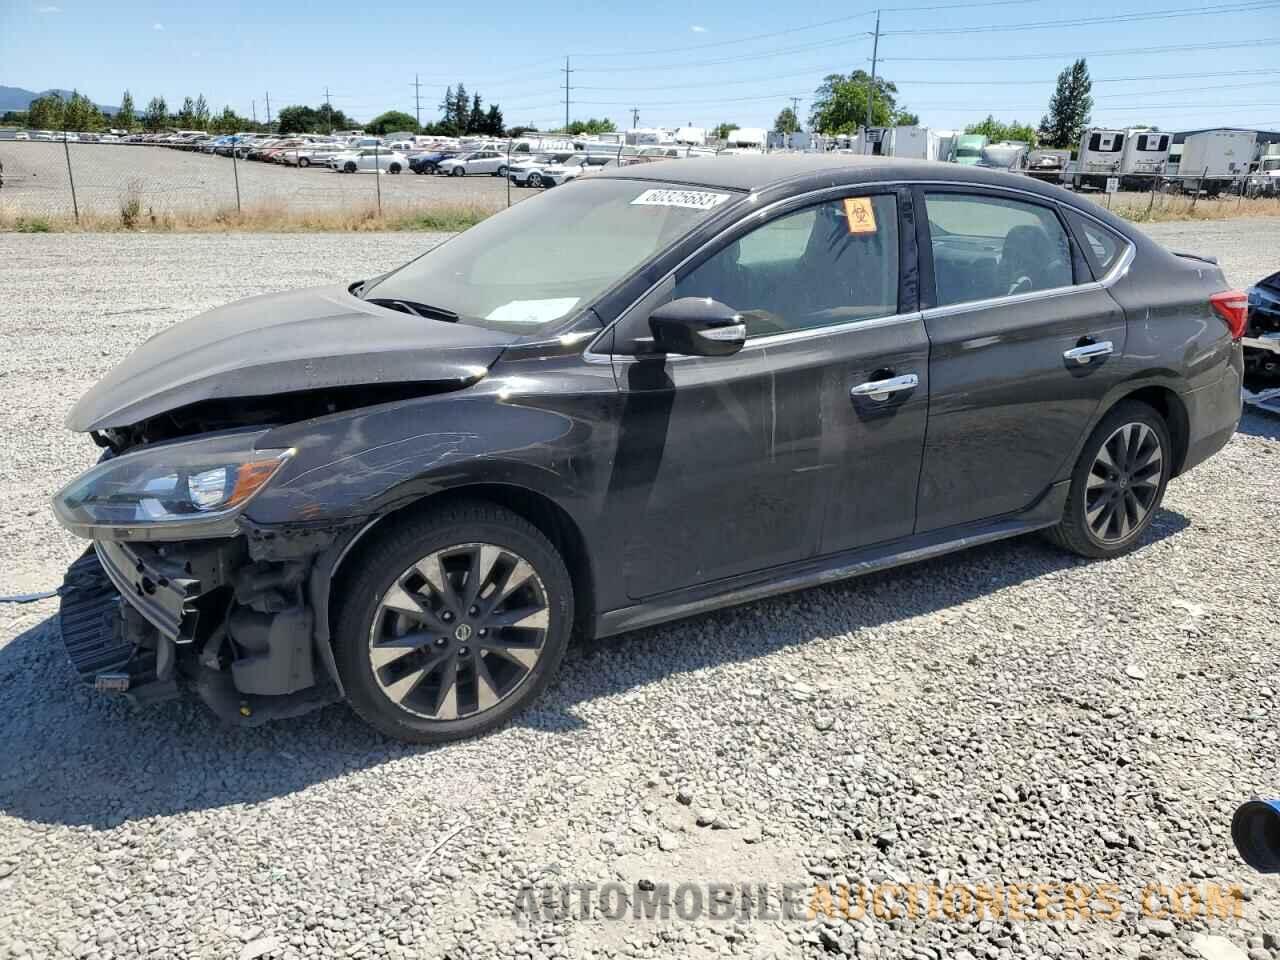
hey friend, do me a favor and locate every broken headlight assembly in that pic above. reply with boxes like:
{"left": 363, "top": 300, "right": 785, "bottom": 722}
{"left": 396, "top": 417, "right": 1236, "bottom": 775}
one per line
{"left": 52, "top": 432, "right": 294, "bottom": 541}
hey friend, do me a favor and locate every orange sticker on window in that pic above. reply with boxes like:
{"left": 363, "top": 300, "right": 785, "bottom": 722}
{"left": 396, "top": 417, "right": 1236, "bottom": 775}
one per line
{"left": 843, "top": 197, "right": 877, "bottom": 234}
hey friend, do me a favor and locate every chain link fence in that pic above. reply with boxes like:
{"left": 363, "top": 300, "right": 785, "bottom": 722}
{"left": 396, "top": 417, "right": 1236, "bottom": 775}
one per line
{"left": 2, "top": 136, "right": 1276, "bottom": 226}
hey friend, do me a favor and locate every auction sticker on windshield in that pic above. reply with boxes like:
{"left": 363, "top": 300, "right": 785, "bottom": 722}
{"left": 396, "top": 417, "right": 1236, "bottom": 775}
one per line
{"left": 631, "top": 188, "right": 732, "bottom": 210}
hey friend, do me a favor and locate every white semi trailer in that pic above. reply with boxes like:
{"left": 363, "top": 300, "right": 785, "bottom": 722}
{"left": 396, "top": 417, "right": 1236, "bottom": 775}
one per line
{"left": 1175, "top": 129, "right": 1258, "bottom": 196}
{"left": 1118, "top": 129, "right": 1170, "bottom": 189}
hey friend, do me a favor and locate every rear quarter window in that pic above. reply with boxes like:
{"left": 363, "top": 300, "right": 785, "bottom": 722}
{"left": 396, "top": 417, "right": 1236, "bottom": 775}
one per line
{"left": 1063, "top": 208, "right": 1128, "bottom": 278}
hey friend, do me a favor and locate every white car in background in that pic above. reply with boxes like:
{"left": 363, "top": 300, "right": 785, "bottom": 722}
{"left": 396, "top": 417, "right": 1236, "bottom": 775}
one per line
{"left": 437, "top": 149, "right": 509, "bottom": 177}
{"left": 331, "top": 148, "right": 408, "bottom": 174}
{"left": 33, "top": 131, "right": 54, "bottom": 141}
{"left": 506, "top": 153, "right": 574, "bottom": 187}
{"left": 13, "top": 132, "right": 30, "bottom": 141}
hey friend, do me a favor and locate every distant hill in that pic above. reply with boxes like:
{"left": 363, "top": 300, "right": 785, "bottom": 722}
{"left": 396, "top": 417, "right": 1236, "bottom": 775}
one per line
{"left": 0, "top": 85, "right": 119, "bottom": 115}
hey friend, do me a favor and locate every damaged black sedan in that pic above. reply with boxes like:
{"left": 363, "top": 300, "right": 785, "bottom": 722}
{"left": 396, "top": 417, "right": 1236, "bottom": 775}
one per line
{"left": 54, "top": 157, "right": 1244, "bottom": 743}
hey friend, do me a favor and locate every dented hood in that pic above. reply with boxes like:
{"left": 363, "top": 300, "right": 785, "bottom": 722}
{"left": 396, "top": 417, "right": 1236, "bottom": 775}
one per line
{"left": 67, "top": 284, "right": 513, "bottom": 432}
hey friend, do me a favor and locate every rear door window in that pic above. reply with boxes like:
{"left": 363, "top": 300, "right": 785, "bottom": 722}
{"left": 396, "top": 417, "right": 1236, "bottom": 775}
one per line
{"left": 924, "top": 193, "right": 1073, "bottom": 307}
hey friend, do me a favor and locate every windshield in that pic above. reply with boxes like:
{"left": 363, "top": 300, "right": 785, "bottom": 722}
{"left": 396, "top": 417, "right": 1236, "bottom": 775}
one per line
{"left": 362, "top": 178, "right": 739, "bottom": 334}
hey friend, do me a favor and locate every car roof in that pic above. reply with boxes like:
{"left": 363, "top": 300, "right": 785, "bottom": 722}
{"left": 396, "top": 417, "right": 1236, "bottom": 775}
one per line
{"left": 596, "top": 153, "right": 1065, "bottom": 198}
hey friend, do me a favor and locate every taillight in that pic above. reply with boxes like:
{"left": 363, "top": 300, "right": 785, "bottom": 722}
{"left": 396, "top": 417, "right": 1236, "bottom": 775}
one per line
{"left": 1210, "top": 289, "right": 1248, "bottom": 340}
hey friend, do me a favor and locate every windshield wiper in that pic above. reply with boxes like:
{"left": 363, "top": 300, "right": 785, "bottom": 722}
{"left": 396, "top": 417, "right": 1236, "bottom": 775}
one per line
{"left": 364, "top": 297, "right": 459, "bottom": 323}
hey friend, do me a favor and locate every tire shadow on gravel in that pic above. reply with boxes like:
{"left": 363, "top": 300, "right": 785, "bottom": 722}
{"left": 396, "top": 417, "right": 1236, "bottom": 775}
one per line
{"left": 0, "top": 507, "right": 1188, "bottom": 828}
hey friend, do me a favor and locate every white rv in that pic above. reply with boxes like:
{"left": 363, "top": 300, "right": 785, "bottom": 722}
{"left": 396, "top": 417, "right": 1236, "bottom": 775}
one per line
{"left": 1073, "top": 128, "right": 1126, "bottom": 190}
{"left": 1118, "top": 129, "right": 1170, "bottom": 188}
{"left": 1176, "top": 129, "right": 1258, "bottom": 195}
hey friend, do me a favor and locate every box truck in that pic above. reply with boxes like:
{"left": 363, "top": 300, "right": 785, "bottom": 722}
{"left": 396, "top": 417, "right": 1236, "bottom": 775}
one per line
{"left": 887, "top": 126, "right": 941, "bottom": 161}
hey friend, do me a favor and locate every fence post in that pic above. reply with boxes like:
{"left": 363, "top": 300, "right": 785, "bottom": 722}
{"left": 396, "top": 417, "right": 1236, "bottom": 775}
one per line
{"left": 374, "top": 143, "right": 382, "bottom": 215}
{"left": 1191, "top": 167, "right": 1207, "bottom": 212}
{"left": 1146, "top": 178, "right": 1156, "bottom": 218}
{"left": 231, "top": 141, "right": 242, "bottom": 213}
{"left": 62, "top": 131, "right": 80, "bottom": 224}
{"left": 506, "top": 142, "right": 513, "bottom": 208}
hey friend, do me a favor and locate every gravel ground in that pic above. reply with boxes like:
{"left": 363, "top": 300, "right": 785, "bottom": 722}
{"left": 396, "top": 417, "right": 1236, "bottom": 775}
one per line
{"left": 0, "top": 219, "right": 1278, "bottom": 960}
{"left": 0, "top": 142, "right": 514, "bottom": 217}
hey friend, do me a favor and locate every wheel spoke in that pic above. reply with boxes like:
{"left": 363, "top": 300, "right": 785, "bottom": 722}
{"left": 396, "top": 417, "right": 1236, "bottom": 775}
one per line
{"left": 370, "top": 631, "right": 434, "bottom": 669}
{"left": 486, "top": 606, "right": 549, "bottom": 630}
{"left": 430, "top": 659, "right": 459, "bottom": 720}
{"left": 475, "top": 657, "right": 502, "bottom": 711}
{"left": 414, "top": 555, "right": 449, "bottom": 598}
{"left": 382, "top": 583, "right": 427, "bottom": 618}
{"left": 465, "top": 544, "right": 503, "bottom": 606}
{"left": 481, "top": 641, "right": 540, "bottom": 669}
{"left": 381, "top": 650, "right": 450, "bottom": 704}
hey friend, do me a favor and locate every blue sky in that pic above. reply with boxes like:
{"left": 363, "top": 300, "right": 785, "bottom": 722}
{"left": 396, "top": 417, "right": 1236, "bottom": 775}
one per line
{"left": 2, "top": 0, "right": 1278, "bottom": 133}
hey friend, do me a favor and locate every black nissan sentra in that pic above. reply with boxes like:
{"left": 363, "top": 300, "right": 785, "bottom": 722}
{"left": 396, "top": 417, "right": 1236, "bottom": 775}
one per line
{"left": 54, "top": 156, "right": 1245, "bottom": 742}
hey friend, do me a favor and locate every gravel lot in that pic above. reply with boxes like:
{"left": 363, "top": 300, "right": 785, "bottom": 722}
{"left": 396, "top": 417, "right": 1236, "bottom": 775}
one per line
{"left": 1, "top": 219, "right": 1278, "bottom": 960}
{"left": 0, "top": 142, "right": 514, "bottom": 217}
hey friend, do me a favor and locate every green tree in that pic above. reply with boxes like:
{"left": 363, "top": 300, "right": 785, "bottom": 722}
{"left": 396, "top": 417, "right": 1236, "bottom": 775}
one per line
{"left": 773, "top": 107, "right": 800, "bottom": 135}
{"left": 143, "top": 95, "right": 168, "bottom": 131}
{"left": 210, "top": 106, "right": 247, "bottom": 134}
{"left": 810, "top": 70, "right": 910, "bottom": 134}
{"left": 2, "top": 111, "right": 30, "bottom": 126}
{"left": 965, "top": 115, "right": 1038, "bottom": 147}
{"left": 193, "top": 94, "right": 210, "bottom": 128}
{"left": 1038, "top": 58, "right": 1092, "bottom": 149}
{"left": 28, "top": 93, "right": 65, "bottom": 130}
{"left": 895, "top": 110, "right": 920, "bottom": 126}
{"left": 484, "top": 104, "right": 505, "bottom": 137}
{"left": 438, "top": 86, "right": 456, "bottom": 133}
{"left": 62, "top": 90, "right": 103, "bottom": 131}
{"left": 565, "top": 117, "right": 616, "bottom": 135}
{"left": 713, "top": 121, "right": 737, "bottom": 140}
{"left": 465, "top": 92, "right": 484, "bottom": 134}
{"left": 366, "top": 110, "right": 418, "bottom": 135}
{"left": 453, "top": 83, "right": 470, "bottom": 133}
{"left": 116, "top": 90, "right": 136, "bottom": 131}
{"left": 316, "top": 102, "right": 352, "bottom": 133}
{"left": 276, "top": 104, "right": 320, "bottom": 134}
{"left": 176, "top": 96, "right": 195, "bottom": 127}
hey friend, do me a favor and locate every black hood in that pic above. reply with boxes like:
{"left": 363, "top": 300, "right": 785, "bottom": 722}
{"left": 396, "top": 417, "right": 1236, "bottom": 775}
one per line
{"left": 67, "top": 284, "right": 513, "bottom": 432}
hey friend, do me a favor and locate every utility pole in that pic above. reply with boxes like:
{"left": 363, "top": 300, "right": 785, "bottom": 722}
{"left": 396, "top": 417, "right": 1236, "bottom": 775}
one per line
{"left": 265, "top": 91, "right": 272, "bottom": 132}
{"left": 561, "top": 56, "right": 573, "bottom": 132}
{"left": 251, "top": 99, "right": 257, "bottom": 125}
{"left": 865, "top": 9, "right": 880, "bottom": 155}
{"left": 631, "top": 107, "right": 640, "bottom": 130}
{"left": 412, "top": 74, "right": 423, "bottom": 128}
{"left": 324, "top": 87, "right": 333, "bottom": 133}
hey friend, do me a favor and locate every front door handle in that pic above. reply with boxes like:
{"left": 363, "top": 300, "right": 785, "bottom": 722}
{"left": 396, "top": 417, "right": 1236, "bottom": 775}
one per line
{"left": 850, "top": 373, "right": 919, "bottom": 402}
{"left": 1063, "top": 340, "right": 1113, "bottom": 364}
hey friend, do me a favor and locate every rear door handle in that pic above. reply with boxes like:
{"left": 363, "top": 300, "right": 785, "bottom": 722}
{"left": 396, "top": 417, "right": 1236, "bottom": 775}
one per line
{"left": 850, "top": 373, "right": 919, "bottom": 402}
{"left": 1063, "top": 340, "right": 1113, "bottom": 364}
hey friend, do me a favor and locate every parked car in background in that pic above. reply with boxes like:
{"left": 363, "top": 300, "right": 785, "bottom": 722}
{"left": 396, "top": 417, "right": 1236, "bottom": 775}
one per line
{"left": 331, "top": 148, "right": 408, "bottom": 174}
{"left": 33, "top": 130, "right": 54, "bottom": 141}
{"left": 976, "top": 141, "right": 1029, "bottom": 171}
{"left": 282, "top": 143, "right": 346, "bottom": 167}
{"left": 437, "top": 150, "right": 510, "bottom": 177}
{"left": 1025, "top": 149, "right": 1071, "bottom": 183}
{"left": 507, "top": 153, "right": 575, "bottom": 186}
{"left": 1244, "top": 271, "right": 1280, "bottom": 387}
{"left": 13, "top": 132, "right": 29, "bottom": 141}
{"left": 52, "top": 156, "right": 1244, "bottom": 744}
{"left": 409, "top": 149, "right": 461, "bottom": 174}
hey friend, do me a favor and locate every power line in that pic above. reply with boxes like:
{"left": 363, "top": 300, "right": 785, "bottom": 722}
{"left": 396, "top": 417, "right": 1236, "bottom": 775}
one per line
{"left": 880, "top": 0, "right": 1280, "bottom": 35}
{"left": 575, "top": 32, "right": 872, "bottom": 73}
{"left": 882, "top": 37, "right": 1280, "bottom": 61}
{"left": 887, "top": 68, "right": 1280, "bottom": 85}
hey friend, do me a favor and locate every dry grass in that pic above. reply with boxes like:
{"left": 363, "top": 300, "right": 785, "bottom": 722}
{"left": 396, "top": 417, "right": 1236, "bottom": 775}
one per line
{"left": 1095, "top": 191, "right": 1280, "bottom": 223}
{"left": 0, "top": 200, "right": 501, "bottom": 234}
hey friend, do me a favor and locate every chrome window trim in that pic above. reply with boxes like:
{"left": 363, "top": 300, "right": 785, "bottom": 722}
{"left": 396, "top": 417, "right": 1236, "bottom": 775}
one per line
{"left": 584, "top": 178, "right": 1136, "bottom": 363}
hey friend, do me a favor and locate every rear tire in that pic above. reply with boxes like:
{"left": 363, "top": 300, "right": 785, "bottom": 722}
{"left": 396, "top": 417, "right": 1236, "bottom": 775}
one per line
{"left": 1047, "top": 400, "right": 1172, "bottom": 559}
{"left": 389, "top": 163, "right": 402, "bottom": 174}
{"left": 344, "top": 161, "right": 357, "bottom": 174}
{"left": 450, "top": 166, "right": 465, "bottom": 177}
{"left": 333, "top": 501, "right": 573, "bottom": 744}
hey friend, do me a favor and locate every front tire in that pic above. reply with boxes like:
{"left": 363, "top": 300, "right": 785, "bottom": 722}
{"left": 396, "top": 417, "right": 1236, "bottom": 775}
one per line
{"left": 344, "top": 161, "right": 357, "bottom": 174}
{"left": 389, "top": 162, "right": 402, "bottom": 174}
{"left": 333, "top": 501, "right": 573, "bottom": 744}
{"left": 450, "top": 166, "right": 465, "bottom": 177}
{"left": 1048, "top": 401, "right": 1172, "bottom": 559}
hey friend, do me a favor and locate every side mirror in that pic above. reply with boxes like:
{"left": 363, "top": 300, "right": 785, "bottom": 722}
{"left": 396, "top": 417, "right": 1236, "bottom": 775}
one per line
{"left": 648, "top": 297, "right": 746, "bottom": 357}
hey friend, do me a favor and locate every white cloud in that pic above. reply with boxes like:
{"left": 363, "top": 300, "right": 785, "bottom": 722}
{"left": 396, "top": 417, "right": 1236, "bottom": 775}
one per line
{"left": 36, "top": 4, "right": 62, "bottom": 12}
{"left": 152, "top": 21, "right": 164, "bottom": 30}
{"left": 690, "top": 24, "right": 707, "bottom": 32}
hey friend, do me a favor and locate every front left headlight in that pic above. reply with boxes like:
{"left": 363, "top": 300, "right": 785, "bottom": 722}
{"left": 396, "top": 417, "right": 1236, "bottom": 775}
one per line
{"left": 52, "top": 431, "right": 294, "bottom": 541}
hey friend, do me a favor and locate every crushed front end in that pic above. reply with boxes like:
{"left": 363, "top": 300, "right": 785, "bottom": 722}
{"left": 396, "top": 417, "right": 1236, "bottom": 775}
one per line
{"left": 51, "top": 428, "right": 345, "bottom": 724}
